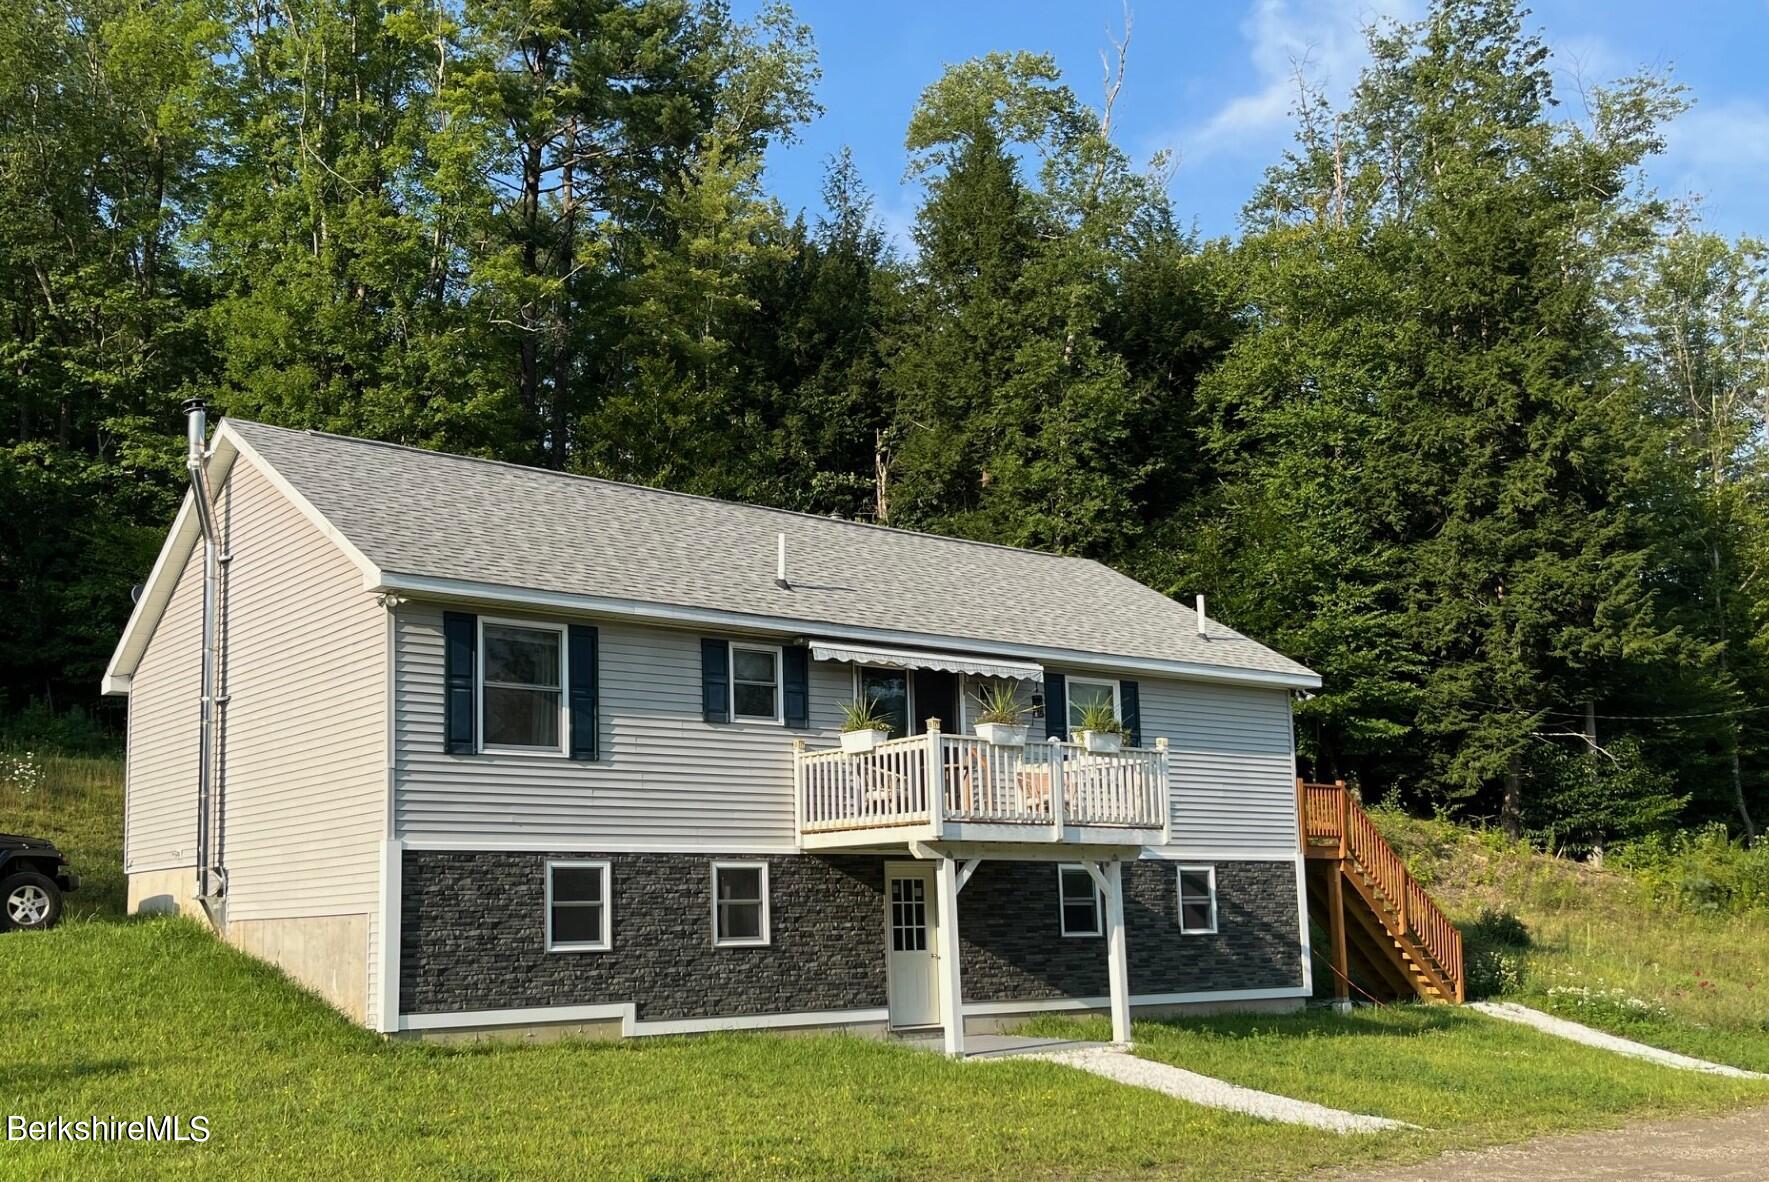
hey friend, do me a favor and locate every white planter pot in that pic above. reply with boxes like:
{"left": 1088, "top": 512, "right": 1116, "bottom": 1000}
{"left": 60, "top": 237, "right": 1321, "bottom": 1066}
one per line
{"left": 841, "top": 728, "right": 890, "bottom": 754}
{"left": 973, "top": 722, "right": 1029, "bottom": 747}
{"left": 1079, "top": 730, "right": 1122, "bottom": 754}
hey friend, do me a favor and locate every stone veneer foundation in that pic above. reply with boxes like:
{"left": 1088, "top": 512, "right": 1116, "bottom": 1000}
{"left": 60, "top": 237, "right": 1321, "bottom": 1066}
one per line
{"left": 399, "top": 851, "right": 1303, "bottom": 1021}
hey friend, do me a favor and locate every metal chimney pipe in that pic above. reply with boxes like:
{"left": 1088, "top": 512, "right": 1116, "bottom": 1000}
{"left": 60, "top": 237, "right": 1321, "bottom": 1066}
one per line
{"left": 184, "top": 398, "right": 225, "bottom": 910}
{"left": 1195, "top": 594, "right": 1208, "bottom": 638}
{"left": 775, "top": 532, "right": 790, "bottom": 589}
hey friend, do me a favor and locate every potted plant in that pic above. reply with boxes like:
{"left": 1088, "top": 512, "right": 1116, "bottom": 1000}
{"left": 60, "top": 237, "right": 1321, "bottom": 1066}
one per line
{"left": 1074, "top": 700, "right": 1125, "bottom": 754}
{"left": 839, "top": 700, "right": 893, "bottom": 753}
{"left": 970, "top": 682, "right": 1029, "bottom": 747}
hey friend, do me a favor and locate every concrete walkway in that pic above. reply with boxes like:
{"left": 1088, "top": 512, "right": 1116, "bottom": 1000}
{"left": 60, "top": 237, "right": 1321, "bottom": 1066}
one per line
{"left": 892, "top": 1032, "right": 1109, "bottom": 1059}
{"left": 1006, "top": 1045, "right": 1414, "bottom": 1134}
{"left": 1471, "top": 1002, "right": 1769, "bottom": 1080}
{"left": 1334, "top": 1104, "right": 1769, "bottom": 1181}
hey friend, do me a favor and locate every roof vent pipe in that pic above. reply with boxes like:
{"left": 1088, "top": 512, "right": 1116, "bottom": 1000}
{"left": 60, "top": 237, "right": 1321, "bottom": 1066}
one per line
{"left": 1196, "top": 594, "right": 1208, "bottom": 638}
{"left": 184, "top": 398, "right": 226, "bottom": 919}
{"left": 775, "top": 532, "right": 790, "bottom": 589}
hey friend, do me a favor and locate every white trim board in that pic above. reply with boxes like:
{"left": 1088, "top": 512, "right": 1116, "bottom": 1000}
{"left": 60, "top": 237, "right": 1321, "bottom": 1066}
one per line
{"left": 1138, "top": 848, "right": 1301, "bottom": 862}
{"left": 395, "top": 988, "right": 1309, "bottom": 1034}
{"left": 396, "top": 838, "right": 803, "bottom": 855}
{"left": 398, "top": 1003, "right": 891, "bottom": 1036}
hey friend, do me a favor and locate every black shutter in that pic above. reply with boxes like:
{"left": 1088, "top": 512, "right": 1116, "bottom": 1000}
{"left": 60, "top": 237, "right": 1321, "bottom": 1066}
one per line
{"left": 1045, "top": 671, "right": 1068, "bottom": 740}
{"left": 568, "top": 625, "right": 600, "bottom": 760}
{"left": 442, "top": 611, "right": 477, "bottom": 754}
{"left": 701, "top": 638, "right": 730, "bottom": 723}
{"left": 782, "top": 645, "right": 810, "bottom": 728}
{"left": 1120, "top": 679, "right": 1142, "bottom": 747}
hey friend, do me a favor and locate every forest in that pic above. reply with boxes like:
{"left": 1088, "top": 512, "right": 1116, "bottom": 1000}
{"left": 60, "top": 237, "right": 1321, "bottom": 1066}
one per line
{"left": 2, "top": 0, "right": 1765, "bottom": 851}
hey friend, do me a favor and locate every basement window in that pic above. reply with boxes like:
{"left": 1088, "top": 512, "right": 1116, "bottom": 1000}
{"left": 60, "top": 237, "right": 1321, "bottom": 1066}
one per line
{"left": 712, "top": 862, "right": 771, "bottom": 947}
{"left": 547, "top": 860, "right": 611, "bottom": 952}
{"left": 1178, "top": 865, "right": 1217, "bottom": 935}
{"left": 1057, "top": 864, "right": 1103, "bottom": 937}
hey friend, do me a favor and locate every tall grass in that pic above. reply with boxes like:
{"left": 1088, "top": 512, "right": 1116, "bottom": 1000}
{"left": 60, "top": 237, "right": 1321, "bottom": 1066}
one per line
{"left": 0, "top": 750, "right": 125, "bottom": 918}
{"left": 1373, "top": 809, "right": 1769, "bottom": 1071}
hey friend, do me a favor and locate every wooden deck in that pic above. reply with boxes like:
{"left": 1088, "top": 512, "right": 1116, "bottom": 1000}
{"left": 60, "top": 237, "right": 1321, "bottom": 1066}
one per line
{"left": 1298, "top": 780, "right": 1465, "bottom": 1004}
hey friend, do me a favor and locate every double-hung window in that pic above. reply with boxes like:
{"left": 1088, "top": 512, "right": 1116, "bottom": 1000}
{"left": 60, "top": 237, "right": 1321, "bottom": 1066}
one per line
{"left": 1178, "top": 865, "right": 1218, "bottom": 934}
{"left": 547, "top": 860, "right": 611, "bottom": 951}
{"left": 712, "top": 862, "right": 770, "bottom": 946}
{"left": 480, "top": 620, "right": 567, "bottom": 752}
{"left": 1057, "top": 864, "right": 1103, "bottom": 937}
{"left": 1065, "top": 676, "right": 1120, "bottom": 734}
{"left": 730, "top": 645, "right": 782, "bottom": 723}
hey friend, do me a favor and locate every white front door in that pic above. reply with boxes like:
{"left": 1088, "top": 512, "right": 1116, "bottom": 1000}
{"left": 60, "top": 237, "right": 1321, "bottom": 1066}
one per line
{"left": 886, "top": 865, "right": 940, "bottom": 1028}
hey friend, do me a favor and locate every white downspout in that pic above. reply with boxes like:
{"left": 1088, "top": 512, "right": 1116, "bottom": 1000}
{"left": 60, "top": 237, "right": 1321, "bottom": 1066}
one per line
{"left": 185, "top": 398, "right": 226, "bottom": 918}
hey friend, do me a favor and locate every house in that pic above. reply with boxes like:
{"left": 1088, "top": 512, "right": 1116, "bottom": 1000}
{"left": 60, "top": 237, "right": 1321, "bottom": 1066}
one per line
{"left": 104, "top": 403, "right": 1338, "bottom": 1052}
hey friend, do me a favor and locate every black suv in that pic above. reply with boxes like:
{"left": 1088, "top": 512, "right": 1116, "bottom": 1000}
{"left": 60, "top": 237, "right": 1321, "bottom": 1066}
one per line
{"left": 1, "top": 834, "right": 80, "bottom": 931}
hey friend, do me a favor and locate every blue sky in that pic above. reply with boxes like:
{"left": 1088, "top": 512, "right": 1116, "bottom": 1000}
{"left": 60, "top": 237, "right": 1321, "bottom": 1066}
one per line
{"left": 747, "top": 0, "right": 1767, "bottom": 247}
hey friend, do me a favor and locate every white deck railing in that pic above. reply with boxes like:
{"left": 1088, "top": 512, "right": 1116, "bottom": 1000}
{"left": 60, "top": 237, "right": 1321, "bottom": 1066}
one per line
{"left": 797, "top": 730, "right": 1168, "bottom": 836}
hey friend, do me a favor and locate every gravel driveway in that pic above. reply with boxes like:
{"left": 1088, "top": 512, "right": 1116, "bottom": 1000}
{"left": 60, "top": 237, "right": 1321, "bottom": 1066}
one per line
{"left": 1333, "top": 1104, "right": 1769, "bottom": 1181}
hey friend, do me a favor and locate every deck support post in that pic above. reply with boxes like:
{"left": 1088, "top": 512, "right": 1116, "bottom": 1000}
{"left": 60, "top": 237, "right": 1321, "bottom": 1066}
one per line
{"left": 1082, "top": 859, "right": 1132, "bottom": 1045}
{"left": 1328, "top": 864, "right": 1351, "bottom": 1011}
{"left": 1104, "top": 860, "right": 1131, "bottom": 1044}
{"left": 936, "top": 855, "right": 965, "bottom": 1057}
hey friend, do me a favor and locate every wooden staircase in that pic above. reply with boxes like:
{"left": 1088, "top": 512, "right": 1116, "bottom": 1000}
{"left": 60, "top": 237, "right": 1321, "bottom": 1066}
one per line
{"left": 1298, "top": 780, "right": 1465, "bottom": 1004}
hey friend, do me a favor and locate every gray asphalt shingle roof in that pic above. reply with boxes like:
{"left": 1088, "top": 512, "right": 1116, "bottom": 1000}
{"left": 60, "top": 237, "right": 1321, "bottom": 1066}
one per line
{"left": 230, "top": 420, "right": 1314, "bottom": 681}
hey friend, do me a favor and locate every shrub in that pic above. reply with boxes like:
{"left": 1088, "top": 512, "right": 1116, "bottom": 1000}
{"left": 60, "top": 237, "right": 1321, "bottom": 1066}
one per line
{"left": 1464, "top": 907, "right": 1531, "bottom": 949}
{"left": 1466, "top": 946, "right": 1527, "bottom": 998}
{"left": 1458, "top": 907, "right": 1531, "bottom": 999}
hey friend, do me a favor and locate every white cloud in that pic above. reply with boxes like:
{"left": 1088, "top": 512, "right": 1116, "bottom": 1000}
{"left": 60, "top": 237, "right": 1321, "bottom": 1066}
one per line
{"left": 1182, "top": 0, "right": 1418, "bottom": 161}
{"left": 1668, "top": 99, "right": 1769, "bottom": 170}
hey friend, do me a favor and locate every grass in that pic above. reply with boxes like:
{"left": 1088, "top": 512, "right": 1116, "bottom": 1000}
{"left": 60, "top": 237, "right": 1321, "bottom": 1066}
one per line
{"left": 1027, "top": 1007, "right": 1767, "bottom": 1139}
{"left": 1374, "top": 810, "right": 1769, "bottom": 1073}
{"left": 2, "top": 753, "right": 1765, "bottom": 1179}
{"left": 1, "top": 750, "right": 126, "bottom": 919}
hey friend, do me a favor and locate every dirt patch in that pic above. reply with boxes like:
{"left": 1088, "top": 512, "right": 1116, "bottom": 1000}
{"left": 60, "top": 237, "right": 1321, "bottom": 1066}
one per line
{"left": 1333, "top": 1105, "right": 1769, "bottom": 1181}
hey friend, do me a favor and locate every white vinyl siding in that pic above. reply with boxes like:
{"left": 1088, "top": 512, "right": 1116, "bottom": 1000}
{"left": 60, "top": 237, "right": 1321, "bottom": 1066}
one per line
{"left": 123, "top": 457, "right": 387, "bottom": 1023}
{"left": 124, "top": 535, "right": 202, "bottom": 873}
{"left": 1136, "top": 678, "right": 1299, "bottom": 855}
{"left": 393, "top": 608, "right": 848, "bottom": 848}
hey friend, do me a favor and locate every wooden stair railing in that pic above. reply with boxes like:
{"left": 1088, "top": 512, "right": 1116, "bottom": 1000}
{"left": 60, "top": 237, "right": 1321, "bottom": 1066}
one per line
{"left": 1297, "top": 779, "right": 1465, "bottom": 1003}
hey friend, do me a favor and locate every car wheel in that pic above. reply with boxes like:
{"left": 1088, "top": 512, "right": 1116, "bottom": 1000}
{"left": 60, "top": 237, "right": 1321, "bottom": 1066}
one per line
{"left": 1, "top": 871, "right": 63, "bottom": 931}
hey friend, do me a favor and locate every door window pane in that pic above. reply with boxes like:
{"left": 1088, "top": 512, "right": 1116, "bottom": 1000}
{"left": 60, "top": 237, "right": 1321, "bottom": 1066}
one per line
{"left": 860, "top": 668, "right": 910, "bottom": 737}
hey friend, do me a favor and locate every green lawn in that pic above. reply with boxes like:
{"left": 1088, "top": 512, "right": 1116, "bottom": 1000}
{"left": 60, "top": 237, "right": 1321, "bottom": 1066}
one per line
{"left": 4, "top": 755, "right": 1766, "bottom": 1179}
{"left": 1028, "top": 1007, "right": 1767, "bottom": 1137}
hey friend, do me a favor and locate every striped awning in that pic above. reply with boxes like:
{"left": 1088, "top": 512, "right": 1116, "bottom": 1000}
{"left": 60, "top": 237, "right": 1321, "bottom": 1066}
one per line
{"left": 807, "top": 641, "right": 1043, "bottom": 682}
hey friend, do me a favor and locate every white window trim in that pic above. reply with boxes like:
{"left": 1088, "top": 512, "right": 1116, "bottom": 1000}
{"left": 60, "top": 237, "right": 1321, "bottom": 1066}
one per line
{"left": 1056, "top": 863, "right": 1104, "bottom": 938}
{"left": 711, "top": 860, "right": 772, "bottom": 947}
{"left": 477, "top": 615, "right": 570, "bottom": 757}
{"left": 1065, "top": 675, "right": 1121, "bottom": 730}
{"left": 546, "top": 859, "right": 611, "bottom": 952}
{"left": 1177, "top": 864, "right": 1218, "bottom": 935}
{"left": 729, "top": 643, "right": 784, "bottom": 725}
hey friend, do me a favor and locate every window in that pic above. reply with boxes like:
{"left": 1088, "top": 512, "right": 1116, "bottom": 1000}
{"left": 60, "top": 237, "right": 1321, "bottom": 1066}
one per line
{"left": 1066, "top": 676, "right": 1119, "bottom": 733}
{"left": 1178, "top": 865, "right": 1217, "bottom": 934}
{"left": 547, "top": 861, "right": 610, "bottom": 951}
{"left": 480, "top": 620, "right": 567, "bottom": 752}
{"left": 859, "top": 667, "right": 911, "bottom": 737}
{"left": 712, "top": 862, "right": 770, "bottom": 946}
{"left": 1057, "top": 864, "right": 1103, "bottom": 937}
{"left": 730, "top": 645, "right": 782, "bottom": 723}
